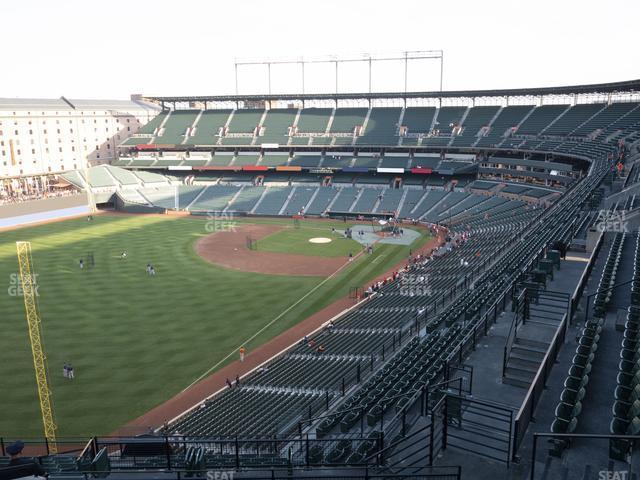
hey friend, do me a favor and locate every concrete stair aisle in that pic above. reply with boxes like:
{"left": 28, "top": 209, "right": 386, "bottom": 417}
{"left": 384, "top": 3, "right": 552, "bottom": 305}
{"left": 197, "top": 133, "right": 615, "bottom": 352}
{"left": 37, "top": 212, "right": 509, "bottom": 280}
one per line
{"left": 502, "top": 294, "right": 566, "bottom": 388}
{"left": 222, "top": 186, "right": 245, "bottom": 213}
{"left": 348, "top": 188, "right": 365, "bottom": 213}
{"left": 539, "top": 105, "right": 572, "bottom": 135}
{"left": 302, "top": 187, "right": 320, "bottom": 214}
{"left": 472, "top": 107, "right": 504, "bottom": 147}
{"left": 150, "top": 110, "right": 172, "bottom": 143}
{"left": 278, "top": 186, "right": 297, "bottom": 215}
{"left": 186, "top": 185, "right": 209, "bottom": 210}
{"left": 183, "top": 110, "right": 204, "bottom": 144}
{"left": 250, "top": 188, "right": 270, "bottom": 214}
{"left": 325, "top": 186, "right": 343, "bottom": 212}
{"left": 395, "top": 189, "right": 409, "bottom": 216}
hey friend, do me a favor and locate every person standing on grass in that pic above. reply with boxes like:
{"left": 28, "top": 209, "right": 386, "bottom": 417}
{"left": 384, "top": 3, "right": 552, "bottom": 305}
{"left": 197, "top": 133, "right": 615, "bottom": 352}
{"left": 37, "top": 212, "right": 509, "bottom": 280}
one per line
{"left": 63, "top": 363, "right": 69, "bottom": 378}
{"left": 67, "top": 363, "right": 74, "bottom": 379}
{"left": 79, "top": 258, "right": 84, "bottom": 270}
{"left": 239, "top": 346, "right": 246, "bottom": 362}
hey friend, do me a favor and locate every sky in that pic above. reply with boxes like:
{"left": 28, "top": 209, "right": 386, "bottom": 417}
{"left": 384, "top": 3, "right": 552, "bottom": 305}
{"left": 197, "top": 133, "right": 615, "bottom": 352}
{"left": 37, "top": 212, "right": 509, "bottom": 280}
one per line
{"left": 0, "top": 0, "right": 638, "bottom": 99}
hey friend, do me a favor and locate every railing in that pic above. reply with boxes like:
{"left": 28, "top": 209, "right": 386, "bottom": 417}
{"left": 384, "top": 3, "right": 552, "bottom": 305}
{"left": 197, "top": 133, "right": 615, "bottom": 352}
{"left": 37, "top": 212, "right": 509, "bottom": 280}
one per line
{"left": 570, "top": 227, "right": 604, "bottom": 319}
{"left": 502, "top": 288, "right": 527, "bottom": 377}
{"left": 512, "top": 312, "right": 568, "bottom": 460}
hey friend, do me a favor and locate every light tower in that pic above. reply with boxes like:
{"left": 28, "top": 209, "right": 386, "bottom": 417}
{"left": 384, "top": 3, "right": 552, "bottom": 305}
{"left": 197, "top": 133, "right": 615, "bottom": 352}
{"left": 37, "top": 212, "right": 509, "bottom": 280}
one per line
{"left": 15, "top": 241, "right": 58, "bottom": 453}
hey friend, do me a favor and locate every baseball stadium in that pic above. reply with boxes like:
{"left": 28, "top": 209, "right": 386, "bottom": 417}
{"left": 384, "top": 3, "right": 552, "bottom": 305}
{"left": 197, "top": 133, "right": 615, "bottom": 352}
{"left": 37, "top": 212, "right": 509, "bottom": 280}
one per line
{"left": 1, "top": 5, "right": 640, "bottom": 480}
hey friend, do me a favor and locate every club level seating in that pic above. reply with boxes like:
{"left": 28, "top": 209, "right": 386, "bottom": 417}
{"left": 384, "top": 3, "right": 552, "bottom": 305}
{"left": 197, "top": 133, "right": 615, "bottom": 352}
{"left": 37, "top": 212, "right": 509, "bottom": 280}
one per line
{"left": 352, "top": 156, "right": 382, "bottom": 168}
{"left": 233, "top": 155, "right": 261, "bottom": 167}
{"left": 380, "top": 156, "right": 410, "bottom": 169}
{"left": 260, "top": 154, "right": 290, "bottom": 167}
{"left": 322, "top": 155, "right": 353, "bottom": 168}
{"left": 290, "top": 155, "right": 322, "bottom": 167}
{"left": 469, "top": 180, "right": 496, "bottom": 191}
{"left": 411, "top": 157, "right": 440, "bottom": 169}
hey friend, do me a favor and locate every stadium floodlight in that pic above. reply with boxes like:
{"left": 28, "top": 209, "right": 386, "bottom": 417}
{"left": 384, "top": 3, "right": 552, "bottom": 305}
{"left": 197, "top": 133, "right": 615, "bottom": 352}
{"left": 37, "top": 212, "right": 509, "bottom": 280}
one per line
{"left": 234, "top": 50, "right": 444, "bottom": 96}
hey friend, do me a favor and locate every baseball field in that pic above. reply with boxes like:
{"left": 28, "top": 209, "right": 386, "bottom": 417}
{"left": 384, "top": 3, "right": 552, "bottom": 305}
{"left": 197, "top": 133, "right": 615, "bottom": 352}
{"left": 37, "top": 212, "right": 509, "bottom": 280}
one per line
{"left": 0, "top": 213, "right": 431, "bottom": 438}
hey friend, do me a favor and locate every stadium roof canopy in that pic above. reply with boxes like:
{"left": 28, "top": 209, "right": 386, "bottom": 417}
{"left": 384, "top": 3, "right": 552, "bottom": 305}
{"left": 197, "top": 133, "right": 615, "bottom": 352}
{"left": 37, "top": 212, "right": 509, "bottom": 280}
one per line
{"left": 146, "top": 79, "right": 640, "bottom": 104}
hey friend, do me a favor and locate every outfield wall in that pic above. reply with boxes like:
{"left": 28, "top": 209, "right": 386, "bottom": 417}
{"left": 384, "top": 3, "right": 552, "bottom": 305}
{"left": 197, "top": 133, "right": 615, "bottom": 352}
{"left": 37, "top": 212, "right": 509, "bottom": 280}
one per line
{"left": 0, "top": 194, "right": 90, "bottom": 229}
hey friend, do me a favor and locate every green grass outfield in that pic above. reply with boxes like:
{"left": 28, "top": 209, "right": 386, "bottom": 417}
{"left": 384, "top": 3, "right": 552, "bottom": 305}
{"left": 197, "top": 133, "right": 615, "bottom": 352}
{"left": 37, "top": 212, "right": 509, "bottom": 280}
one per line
{"left": 0, "top": 214, "right": 429, "bottom": 438}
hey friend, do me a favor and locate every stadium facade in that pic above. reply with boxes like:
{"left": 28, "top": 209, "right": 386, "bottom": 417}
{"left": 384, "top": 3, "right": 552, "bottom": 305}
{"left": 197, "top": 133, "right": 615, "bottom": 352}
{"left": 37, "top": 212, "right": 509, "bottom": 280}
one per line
{"left": 0, "top": 97, "right": 158, "bottom": 201}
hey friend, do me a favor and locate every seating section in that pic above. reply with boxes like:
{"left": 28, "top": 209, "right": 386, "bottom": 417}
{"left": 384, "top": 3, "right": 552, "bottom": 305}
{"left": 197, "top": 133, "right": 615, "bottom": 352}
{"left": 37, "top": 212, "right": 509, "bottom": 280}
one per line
{"left": 156, "top": 110, "right": 200, "bottom": 144}
{"left": 550, "top": 232, "right": 626, "bottom": 454}
{"left": 296, "top": 108, "right": 332, "bottom": 133}
{"left": 431, "top": 106, "right": 468, "bottom": 135}
{"left": 451, "top": 106, "right": 500, "bottom": 146}
{"left": 185, "top": 110, "right": 232, "bottom": 145}
{"left": 475, "top": 105, "right": 534, "bottom": 148}
{"left": 610, "top": 233, "right": 640, "bottom": 460}
{"left": 515, "top": 105, "right": 568, "bottom": 136}
{"left": 357, "top": 108, "right": 401, "bottom": 145}
{"left": 190, "top": 185, "right": 240, "bottom": 211}
{"left": 260, "top": 108, "right": 298, "bottom": 144}
{"left": 544, "top": 103, "right": 604, "bottom": 136}
{"left": 330, "top": 108, "right": 368, "bottom": 133}
{"left": 254, "top": 187, "right": 293, "bottom": 215}
{"left": 284, "top": 186, "right": 317, "bottom": 215}
{"left": 306, "top": 187, "right": 339, "bottom": 215}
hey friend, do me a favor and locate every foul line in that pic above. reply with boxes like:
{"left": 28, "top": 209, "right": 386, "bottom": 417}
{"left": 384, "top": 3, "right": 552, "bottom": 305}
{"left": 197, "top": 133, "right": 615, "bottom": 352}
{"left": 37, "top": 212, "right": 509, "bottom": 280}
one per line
{"left": 180, "top": 249, "right": 366, "bottom": 392}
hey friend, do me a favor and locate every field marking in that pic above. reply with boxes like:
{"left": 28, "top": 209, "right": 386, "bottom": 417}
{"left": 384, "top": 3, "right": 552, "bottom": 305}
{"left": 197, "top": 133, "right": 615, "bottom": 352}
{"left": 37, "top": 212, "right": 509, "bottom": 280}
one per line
{"left": 371, "top": 254, "right": 387, "bottom": 264}
{"left": 180, "top": 249, "right": 365, "bottom": 392}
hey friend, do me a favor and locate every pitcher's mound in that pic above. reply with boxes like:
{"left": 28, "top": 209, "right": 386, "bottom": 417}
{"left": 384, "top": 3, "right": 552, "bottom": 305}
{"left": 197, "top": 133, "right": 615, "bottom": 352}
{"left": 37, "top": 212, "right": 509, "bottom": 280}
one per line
{"left": 195, "top": 225, "right": 346, "bottom": 276}
{"left": 309, "top": 237, "right": 332, "bottom": 244}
